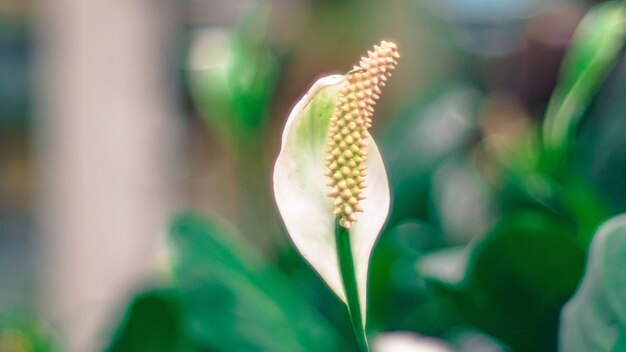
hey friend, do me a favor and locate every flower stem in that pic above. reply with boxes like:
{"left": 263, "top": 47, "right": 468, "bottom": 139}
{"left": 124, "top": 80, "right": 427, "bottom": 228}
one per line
{"left": 335, "top": 218, "right": 369, "bottom": 352}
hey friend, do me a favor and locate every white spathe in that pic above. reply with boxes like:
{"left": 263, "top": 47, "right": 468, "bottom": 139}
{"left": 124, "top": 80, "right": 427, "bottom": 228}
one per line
{"left": 273, "top": 74, "right": 390, "bottom": 320}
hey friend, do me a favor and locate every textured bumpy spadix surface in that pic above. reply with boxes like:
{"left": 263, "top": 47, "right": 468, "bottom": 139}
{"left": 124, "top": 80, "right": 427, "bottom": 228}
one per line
{"left": 325, "top": 41, "right": 399, "bottom": 229}
{"left": 273, "top": 41, "right": 397, "bottom": 318}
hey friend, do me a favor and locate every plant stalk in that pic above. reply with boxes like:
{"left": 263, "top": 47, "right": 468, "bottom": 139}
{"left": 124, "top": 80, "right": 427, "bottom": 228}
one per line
{"left": 335, "top": 218, "right": 369, "bottom": 352}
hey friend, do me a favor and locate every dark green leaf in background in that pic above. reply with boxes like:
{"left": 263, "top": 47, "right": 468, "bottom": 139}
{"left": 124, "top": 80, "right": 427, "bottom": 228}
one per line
{"left": 169, "top": 213, "right": 346, "bottom": 352}
{"left": 107, "top": 290, "right": 186, "bottom": 352}
{"left": 368, "top": 220, "right": 458, "bottom": 335}
{"left": 459, "top": 211, "right": 585, "bottom": 352}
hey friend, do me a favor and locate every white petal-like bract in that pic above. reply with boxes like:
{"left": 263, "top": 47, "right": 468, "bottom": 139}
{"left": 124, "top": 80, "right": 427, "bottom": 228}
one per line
{"left": 273, "top": 74, "right": 390, "bottom": 318}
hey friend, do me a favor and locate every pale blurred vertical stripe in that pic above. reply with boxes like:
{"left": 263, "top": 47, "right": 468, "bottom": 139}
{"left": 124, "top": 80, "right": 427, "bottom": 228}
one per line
{"left": 34, "top": 0, "right": 181, "bottom": 350}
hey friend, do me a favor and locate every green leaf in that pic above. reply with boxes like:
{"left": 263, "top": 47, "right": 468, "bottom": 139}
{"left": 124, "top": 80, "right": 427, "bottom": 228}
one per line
{"left": 186, "top": 4, "right": 279, "bottom": 142}
{"left": 169, "top": 213, "right": 344, "bottom": 352}
{"left": 107, "top": 290, "right": 185, "bottom": 352}
{"left": 488, "top": 125, "right": 608, "bottom": 247}
{"left": 559, "top": 214, "right": 626, "bottom": 352}
{"left": 368, "top": 220, "right": 455, "bottom": 333}
{"left": 460, "top": 211, "right": 585, "bottom": 351}
{"left": 575, "top": 51, "right": 626, "bottom": 214}
{"left": 543, "top": 0, "right": 626, "bottom": 156}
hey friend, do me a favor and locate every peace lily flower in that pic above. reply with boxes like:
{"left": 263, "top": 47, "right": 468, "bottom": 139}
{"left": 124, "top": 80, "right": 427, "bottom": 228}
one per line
{"left": 273, "top": 41, "right": 399, "bottom": 350}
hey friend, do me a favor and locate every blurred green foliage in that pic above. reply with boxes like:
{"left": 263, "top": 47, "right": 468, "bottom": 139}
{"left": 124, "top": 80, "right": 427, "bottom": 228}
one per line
{"left": 543, "top": 1, "right": 626, "bottom": 158}
{"left": 108, "top": 214, "right": 350, "bottom": 352}
{"left": 380, "top": 84, "right": 482, "bottom": 229}
{"left": 459, "top": 211, "right": 584, "bottom": 351}
{"left": 108, "top": 290, "right": 185, "bottom": 352}
{"left": 576, "top": 44, "right": 626, "bottom": 214}
{"left": 0, "top": 307, "right": 55, "bottom": 352}
{"left": 186, "top": 5, "right": 279, "bottom": 145}
{"left": 104, "top": 1, "right": 626, "bottom": 351}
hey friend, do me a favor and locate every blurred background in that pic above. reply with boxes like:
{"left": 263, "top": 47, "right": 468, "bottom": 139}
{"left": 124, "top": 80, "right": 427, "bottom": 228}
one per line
{"left": 1, "top": 0, "right": 625, "bottom": 351}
